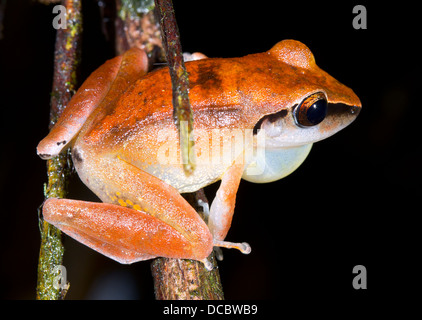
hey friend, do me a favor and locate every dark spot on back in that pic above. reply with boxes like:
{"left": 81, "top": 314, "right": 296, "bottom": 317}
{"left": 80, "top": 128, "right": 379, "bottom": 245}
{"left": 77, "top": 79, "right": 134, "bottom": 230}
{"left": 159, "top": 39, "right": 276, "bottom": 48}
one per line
{"left": 189, "top": 62, "right": 222, "bottom": 90}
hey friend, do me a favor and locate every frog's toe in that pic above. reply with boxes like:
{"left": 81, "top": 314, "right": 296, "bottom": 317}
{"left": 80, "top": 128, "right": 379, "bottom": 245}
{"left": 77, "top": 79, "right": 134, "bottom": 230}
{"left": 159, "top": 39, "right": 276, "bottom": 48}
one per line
{"left": 213, "top": 240, "right": 251, "bottom": 255}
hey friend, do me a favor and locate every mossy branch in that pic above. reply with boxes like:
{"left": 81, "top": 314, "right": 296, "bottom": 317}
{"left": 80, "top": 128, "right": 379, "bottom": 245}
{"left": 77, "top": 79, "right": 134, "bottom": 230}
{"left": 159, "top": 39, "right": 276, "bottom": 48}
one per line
{"left": 36, "top": 0, "right": 82, "bottom": 300}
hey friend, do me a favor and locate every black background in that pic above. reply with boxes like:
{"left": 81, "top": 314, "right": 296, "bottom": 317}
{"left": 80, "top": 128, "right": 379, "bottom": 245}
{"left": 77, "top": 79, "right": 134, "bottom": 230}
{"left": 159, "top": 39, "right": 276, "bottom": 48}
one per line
{"left": 0, "top": 0, "right": 419, "bottom": 304}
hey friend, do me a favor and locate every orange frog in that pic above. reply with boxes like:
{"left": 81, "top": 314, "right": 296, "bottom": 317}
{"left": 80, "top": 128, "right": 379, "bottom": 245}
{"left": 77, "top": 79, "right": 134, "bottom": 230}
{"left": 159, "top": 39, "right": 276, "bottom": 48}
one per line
{"left": 37, "top": 40, "right": 361, "bottom": 269}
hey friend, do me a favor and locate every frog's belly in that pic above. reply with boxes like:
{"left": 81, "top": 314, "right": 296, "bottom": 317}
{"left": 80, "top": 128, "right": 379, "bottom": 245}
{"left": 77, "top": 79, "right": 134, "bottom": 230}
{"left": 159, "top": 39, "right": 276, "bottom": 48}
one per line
{"left": 137, "top": 162, "right": 226, "bottom": 193}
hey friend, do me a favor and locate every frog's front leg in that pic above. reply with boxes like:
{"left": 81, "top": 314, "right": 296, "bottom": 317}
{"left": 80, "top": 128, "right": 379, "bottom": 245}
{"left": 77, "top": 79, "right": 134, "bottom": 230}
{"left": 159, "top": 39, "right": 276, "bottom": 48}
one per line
{"left": 208, "top": 162, "right": 251, "bottom": 255}
{"left": 37, "top": 47, "right": 148, "bottom": 159}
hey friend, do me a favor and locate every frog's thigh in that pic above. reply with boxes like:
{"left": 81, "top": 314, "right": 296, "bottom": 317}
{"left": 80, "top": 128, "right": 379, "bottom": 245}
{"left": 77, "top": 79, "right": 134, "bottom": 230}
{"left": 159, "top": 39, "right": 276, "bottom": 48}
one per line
{"left": 43, "top": 198, "right": 202, "bottom": 263}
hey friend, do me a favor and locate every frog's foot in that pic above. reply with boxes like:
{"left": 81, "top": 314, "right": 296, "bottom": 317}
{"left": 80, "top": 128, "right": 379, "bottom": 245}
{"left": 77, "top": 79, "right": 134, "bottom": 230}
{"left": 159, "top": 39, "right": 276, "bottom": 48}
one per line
{"left": 213, "top": 240, "right": 251, "bottom": 255}
{"left": 199, "top": 241, "right": 251, "bottom": 270}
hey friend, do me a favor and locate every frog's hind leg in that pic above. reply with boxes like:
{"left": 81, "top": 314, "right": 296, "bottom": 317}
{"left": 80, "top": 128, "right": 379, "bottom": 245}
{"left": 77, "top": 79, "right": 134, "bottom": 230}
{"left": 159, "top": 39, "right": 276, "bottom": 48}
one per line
{"left": 43, "top": 154, "right": 214, "bottom": 264}
{"left": 37, "top": 48, "right": 148, "bottom": 159}
{"left": 43, "top": 198, "right": 185, "bottom": 264}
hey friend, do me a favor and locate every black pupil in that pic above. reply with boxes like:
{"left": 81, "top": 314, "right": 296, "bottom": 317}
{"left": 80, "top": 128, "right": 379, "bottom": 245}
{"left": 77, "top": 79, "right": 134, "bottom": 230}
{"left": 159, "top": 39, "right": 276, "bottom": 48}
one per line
{"left": 306, "top": 99, "right": 327, "bottom": 125}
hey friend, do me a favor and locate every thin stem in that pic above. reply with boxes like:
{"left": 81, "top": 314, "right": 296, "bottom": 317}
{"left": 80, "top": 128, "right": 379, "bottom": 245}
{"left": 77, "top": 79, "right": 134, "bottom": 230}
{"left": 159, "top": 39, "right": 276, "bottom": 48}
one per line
{"left": 155, "top": 0, "right": 195, "bottom": 175}
{"left": 36, "top": 0, "right": 82, "bottom": 300}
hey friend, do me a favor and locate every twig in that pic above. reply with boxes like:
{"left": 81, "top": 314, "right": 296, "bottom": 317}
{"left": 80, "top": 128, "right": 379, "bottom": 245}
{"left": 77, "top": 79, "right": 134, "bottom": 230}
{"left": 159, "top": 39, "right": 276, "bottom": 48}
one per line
{"left": 115, "top": 0, "right": 163, "bottom": 60}
{"left": 151, "top": 252, "right": 224, "bottom": 300}
{"left": 36, "top": 0, "right": 82, "bottom": 300}
{"left": 155, "top": 0, "right": 195, "bottom": 175}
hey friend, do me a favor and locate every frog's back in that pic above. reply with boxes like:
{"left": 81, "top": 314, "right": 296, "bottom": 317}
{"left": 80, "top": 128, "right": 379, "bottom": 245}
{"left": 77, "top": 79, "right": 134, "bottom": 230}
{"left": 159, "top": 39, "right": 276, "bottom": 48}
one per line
{"left": 80, "top": 52, "right": 297, "bottom": 149}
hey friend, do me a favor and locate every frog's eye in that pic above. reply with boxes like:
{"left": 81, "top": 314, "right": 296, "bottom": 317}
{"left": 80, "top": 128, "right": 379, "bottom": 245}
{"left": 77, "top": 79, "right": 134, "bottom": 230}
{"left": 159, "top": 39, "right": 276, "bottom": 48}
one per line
{"left": 294, "top": 92, "right": 327, "bottom": 127}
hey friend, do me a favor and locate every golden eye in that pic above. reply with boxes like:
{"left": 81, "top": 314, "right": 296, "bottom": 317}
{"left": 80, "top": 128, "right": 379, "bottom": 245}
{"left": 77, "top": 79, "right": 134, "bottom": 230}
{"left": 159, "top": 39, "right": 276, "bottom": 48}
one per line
{"left": 294, "top": 92, "right": 327, "bottom": 127}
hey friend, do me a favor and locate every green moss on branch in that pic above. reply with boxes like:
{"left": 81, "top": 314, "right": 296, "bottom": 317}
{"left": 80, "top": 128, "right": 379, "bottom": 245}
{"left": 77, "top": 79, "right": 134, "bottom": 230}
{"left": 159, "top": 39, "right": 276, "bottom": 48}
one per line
{"left": 36, "top": 0, "right": 82, "bottom": 300}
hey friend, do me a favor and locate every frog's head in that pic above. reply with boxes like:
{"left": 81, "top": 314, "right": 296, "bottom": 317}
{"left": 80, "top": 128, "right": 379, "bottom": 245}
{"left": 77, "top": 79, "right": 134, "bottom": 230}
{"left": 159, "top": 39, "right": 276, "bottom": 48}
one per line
{"left": 243, "top": 40, "right": 361, "bottom": 183}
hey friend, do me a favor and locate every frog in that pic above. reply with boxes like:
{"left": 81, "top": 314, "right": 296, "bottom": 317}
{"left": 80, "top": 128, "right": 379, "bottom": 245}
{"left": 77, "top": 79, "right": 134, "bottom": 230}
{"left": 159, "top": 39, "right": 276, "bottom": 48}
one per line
{"left": 37, "top": 40, "right": 361, "bottom": 270}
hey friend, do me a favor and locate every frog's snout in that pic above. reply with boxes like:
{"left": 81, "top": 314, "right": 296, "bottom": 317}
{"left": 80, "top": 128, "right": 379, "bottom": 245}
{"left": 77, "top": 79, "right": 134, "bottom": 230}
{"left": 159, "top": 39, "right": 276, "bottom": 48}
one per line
{"left": 326, "top": 101, "right": 361, "bottom": 126}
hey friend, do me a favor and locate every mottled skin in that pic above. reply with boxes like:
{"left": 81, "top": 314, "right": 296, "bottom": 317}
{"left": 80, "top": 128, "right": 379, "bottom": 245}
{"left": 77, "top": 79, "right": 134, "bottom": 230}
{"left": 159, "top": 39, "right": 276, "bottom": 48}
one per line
{"left": 37, "top": 40, "right": 361, "bottom": 268}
